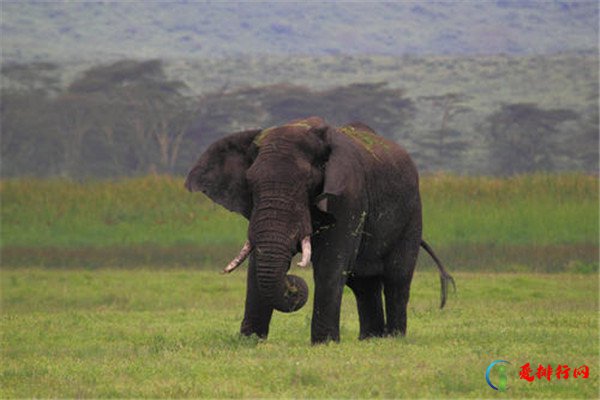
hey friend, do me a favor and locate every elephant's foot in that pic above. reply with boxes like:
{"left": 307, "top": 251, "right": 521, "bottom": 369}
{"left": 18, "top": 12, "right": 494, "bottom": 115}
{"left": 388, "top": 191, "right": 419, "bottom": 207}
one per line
{"left": 358, "top": 330, "right": 386, "bottom": 340}
{"left": 310, "top": 324, "right": 340, "bottom": 344}
{"left": 240, "top": 318, "right": 269, "bottom": 339}
{"left": 384, "top": 325, "right": 407, "bottom": 337}
{"left": 311, "top": 334, "right": 340, "bottom": 345}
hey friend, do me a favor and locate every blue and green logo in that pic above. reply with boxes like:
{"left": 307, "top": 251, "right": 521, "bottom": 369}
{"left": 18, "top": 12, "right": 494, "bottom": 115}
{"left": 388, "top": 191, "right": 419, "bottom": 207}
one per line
{"left": 486, "top": 360, "right": 511, "bottom": 391}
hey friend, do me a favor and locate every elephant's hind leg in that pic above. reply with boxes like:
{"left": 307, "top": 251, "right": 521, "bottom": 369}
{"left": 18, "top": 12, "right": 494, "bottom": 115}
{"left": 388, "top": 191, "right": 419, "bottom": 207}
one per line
{"left": 383, "top": 236, "right": 420, "bottom": 336}
{"left": 347, "top": 275, "right": 385, "bottom": 339}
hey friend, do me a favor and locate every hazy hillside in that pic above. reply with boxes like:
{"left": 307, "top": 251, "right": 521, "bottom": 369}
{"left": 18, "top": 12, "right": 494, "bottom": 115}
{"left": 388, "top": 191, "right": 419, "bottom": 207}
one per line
{"left": 167, "top": 53, "right": 598, "bottom": 108}
{"left": 1, "top": 2, "right": 598, "bottom": 178}
{"left": 2, "top": 1, "right": 597, "bottom": 63}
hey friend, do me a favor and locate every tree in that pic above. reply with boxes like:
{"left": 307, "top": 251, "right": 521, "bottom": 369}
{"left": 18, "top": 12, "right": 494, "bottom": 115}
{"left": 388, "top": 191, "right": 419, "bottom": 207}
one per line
{"left": 185, "top": 82, "right": 416, "bottom": 154}
{"left": 484, "top": 103, "right": 578, "bottom": 175}
{"left": 67, "top": 59, "right": 195, "bottom": 174}
{"left": 570, "top": 91, "right": 599, "bottom": 173}
{"left": 184, "top": 84, "right": 267, "bottom": 153}
{"left": 318, "top": 82, "right": 415, "bottom": 139}
{"left": 1, "top": 63, "right": 63, "bottom": 177}
{"left": 243, "top": 82, "right": 415, "bottom": 140}
{"left": 53, "top": 92, "right": 97, "bottom": 177}
{"left": 127, "top": 93, "right": 194, "bottom": 173}
{"left": 412, "top": 93, "right": 472, "bottom": 171}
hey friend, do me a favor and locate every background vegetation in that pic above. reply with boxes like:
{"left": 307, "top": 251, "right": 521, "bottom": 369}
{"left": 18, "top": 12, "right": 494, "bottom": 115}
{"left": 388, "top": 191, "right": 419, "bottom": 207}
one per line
{"left": 1, "top": 174, "right": 597, "bottom": 272}
{"left": 0, "top": 53, "right": 598, "bottom": 178}
{"left": 2, "top": 54, "right": 598, "bottom": 178}
{"left": 2, "top": 2, "right": 598, "bottom": 177}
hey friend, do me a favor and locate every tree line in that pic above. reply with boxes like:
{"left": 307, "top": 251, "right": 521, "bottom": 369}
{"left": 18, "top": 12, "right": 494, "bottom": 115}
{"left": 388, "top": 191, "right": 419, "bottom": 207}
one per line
{"left": 1, "top": 59, "right": 597, "bottom": 178}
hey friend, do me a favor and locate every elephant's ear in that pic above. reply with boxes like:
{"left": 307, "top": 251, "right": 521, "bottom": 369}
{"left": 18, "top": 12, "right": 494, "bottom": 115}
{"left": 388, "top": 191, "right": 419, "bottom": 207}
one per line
{"left": 316, "top": 127, "right": 362, "bottom": 214}
{"left": 185, "top": 129, "right": 261, "bottom": 218}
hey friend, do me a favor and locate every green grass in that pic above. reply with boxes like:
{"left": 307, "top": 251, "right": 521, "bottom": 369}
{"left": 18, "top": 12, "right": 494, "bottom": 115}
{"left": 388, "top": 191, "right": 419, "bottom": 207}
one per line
{"left": 1, "top": 175, "right": 597, "bottom": 396}
{"left": 0, "top": 176, "right": 247, "bottom": 248}
{"left": 1, "top": 174, "right": 596, "bottom": 248}
{"left": 1, "top": 174, "right": 597, "bottom": 271}
{"left": 1, "top": 269, "right": 598, "bottom": 398}
{"left": 420, "top": 174, "right": 598, "bottom": 245}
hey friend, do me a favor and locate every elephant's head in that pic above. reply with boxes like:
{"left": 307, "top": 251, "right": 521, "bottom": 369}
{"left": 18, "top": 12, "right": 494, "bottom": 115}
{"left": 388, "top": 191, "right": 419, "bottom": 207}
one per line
{"left": 185, "top": 117, "right": 352, "bottom": 313}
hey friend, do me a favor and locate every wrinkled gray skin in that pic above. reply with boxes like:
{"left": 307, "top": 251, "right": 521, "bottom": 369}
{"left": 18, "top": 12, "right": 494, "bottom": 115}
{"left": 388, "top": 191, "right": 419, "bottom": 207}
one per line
{"left": 185, "top": 117, "right": 454, "bottom": 344}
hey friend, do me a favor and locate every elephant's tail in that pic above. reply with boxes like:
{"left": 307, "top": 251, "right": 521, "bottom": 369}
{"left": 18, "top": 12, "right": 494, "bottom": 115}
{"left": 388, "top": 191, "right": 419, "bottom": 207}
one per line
{"left": 420, "top": 240, "right": 456, "bottom": 309}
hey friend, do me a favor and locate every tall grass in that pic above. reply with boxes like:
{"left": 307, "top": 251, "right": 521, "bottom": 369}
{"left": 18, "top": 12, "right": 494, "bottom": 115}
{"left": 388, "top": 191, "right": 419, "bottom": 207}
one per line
{"left": 1, "top": 174, "right": 597, "bottom": 270}
{"left": 0, "top": 176, "right": 247, "bottom": 248}
{"left": 420, "top": 174, "right": 598, "bottom": 245}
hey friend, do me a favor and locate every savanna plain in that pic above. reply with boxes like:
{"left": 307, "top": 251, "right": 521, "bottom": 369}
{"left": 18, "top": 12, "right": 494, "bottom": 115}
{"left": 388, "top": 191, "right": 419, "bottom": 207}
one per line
{"left": 1, "top": 175, "right": 598, "bottom": 398}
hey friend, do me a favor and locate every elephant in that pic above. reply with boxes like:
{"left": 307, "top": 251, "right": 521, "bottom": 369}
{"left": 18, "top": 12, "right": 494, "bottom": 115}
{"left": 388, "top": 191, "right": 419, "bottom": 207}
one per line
{"left": 185, "top": 116, "right": 455, "bottom": 344}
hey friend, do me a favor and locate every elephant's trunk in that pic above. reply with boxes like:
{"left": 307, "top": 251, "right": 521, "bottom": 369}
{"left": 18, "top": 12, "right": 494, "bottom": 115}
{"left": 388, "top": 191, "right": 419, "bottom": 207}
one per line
{"left": 248, "top": 183, "right": 310, "bottom": 313}
{"left": 253, "top": 234, "right": 309, "bottom": 313}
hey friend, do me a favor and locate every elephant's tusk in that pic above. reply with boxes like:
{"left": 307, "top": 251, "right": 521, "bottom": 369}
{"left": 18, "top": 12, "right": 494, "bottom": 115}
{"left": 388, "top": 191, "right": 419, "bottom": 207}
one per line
{"left": 222, "top": 241, "right": 252, "bottom": 274}
{"left": 297, "top": 236, "right": 312, "bottom": 268}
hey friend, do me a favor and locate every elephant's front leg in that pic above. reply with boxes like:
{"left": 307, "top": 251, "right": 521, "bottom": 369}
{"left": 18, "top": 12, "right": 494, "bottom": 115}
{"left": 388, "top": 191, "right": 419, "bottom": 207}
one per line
{"left": 310, "top": 210, "right": 362, "bottom": 344}
{"left": 240, "top": 253, "right": 274, "bottom": 338}
{"left": 311, "top": 263, "right": 346, "bottom": 344}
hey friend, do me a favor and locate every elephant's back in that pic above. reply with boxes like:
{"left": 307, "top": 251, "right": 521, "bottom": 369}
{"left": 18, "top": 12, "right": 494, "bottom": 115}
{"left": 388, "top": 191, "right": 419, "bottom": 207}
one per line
{"left": 336, "top": 122, "right": 418, "bottom": 179}
{"left": 337, "top": 122, "right": 421, "bottom": 258}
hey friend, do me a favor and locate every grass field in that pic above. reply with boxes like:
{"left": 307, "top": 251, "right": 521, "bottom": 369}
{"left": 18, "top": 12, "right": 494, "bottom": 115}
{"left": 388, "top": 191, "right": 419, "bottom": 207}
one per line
{"left": 1, "top": 174, "right": 598, "bottom": 397}
{"left": 1, "top": 269, "right": 597, "bottom": 398}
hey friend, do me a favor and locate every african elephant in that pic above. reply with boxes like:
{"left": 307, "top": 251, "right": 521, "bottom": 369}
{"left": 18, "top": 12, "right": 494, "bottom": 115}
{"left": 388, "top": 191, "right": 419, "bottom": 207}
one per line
{"left": 185, "top": 117, "right": 454, "bottom": 344}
